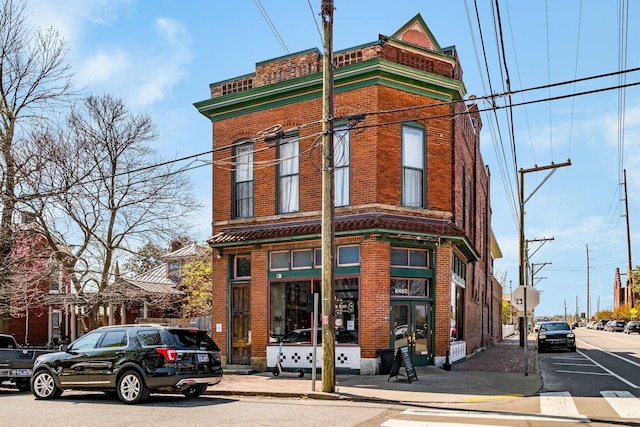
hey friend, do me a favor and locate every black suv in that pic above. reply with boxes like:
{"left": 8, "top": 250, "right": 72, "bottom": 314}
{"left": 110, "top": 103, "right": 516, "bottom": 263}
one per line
{"left": 31, "top": 324, "right": 223, "bottom": 404}
{"left": 537, "top": 321, "right": 576, "bottom": 352}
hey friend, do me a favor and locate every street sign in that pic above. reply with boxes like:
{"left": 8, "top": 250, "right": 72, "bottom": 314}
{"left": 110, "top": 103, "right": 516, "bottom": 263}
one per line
{"left": 511, "top": 285, "right": 540, "bottom": 311}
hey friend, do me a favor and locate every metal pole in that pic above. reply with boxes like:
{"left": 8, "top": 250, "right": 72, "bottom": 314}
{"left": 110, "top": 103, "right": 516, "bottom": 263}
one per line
{"left": 311, "top": 293, "right": 318, "bottom": 391}
{"left": 320, "top": 0, "right": 335, "bottom": 393}
{"left": 524, "top": 286, "right": 528, "bottom": 376}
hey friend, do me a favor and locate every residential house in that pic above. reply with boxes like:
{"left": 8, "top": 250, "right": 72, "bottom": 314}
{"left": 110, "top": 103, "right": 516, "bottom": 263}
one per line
{"left": 195, "top": 14, "right": 503, "bottom": 374}
{"left": 106, "top": 242, "right": 209, "bottom": 324}
{"left": 7, "top": 213, "right": 73, "bottom": 346}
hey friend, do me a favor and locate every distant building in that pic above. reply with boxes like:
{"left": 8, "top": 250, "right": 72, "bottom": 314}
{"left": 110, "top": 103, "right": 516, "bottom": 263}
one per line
{"left": 196, "top": 14, "right": 503, "bottom": 374}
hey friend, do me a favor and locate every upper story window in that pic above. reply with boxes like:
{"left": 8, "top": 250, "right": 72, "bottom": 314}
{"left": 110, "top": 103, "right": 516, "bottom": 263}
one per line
{"left": 391, "top": 248, "right": 429, "bottom": 268}
{"left": 234, "top": 255, "right": 251, "bottom": 278}
{"left": 452, "top": 253, "right": 466, "bottom": 285}
{"left": 334, "top": 124, "right": 350, "bottom": 207}
{"left": 233, "top": 142, "right": 254, "bottom": 218}
{"left": 402, "top": 124, "right": 425, "bottom": 208}
{"left": 168, "top": 260, "right": 181, "bottom": 280}
{"left": 49, "top": 268, "right": 61, "bottom": 293}
{"left": 278, "top": 136, "right": 299, "bottom": 214}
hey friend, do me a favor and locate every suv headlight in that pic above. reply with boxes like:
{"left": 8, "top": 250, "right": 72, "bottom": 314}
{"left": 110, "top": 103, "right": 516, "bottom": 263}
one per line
{"left": 538, "top": 334, "right": 546, "bottom": 339}
{"left": 567, "top": 333, "right": 575, "bottom": 338}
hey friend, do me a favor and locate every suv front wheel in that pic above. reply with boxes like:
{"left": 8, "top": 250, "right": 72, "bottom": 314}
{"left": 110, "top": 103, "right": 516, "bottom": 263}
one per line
{"left": 117, "top": 370, "right": 150, "bottom": 404}
{"left": 32, "top": 370, "right": 62, "bottom": 400}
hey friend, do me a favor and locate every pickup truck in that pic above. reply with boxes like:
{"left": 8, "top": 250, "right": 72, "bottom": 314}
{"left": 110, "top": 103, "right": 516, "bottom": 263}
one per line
{"left": 0, "top": 334, "right": 51, "bottom": 391}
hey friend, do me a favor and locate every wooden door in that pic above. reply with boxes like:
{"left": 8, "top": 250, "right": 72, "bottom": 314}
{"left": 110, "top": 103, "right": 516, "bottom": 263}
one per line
{"left": 231, "top": 283, "right": 251, "bottom": 364}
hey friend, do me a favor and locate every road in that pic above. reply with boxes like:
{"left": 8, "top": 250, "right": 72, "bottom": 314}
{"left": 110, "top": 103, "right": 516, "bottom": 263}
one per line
{"left": 0, "top": 388, "right": 393, "bottom": 427}
{"left": 373, "top": 327, "right": 640, "bottom": 427}
{"left": 3, "top": 327, "right": 640, "bottom": 427}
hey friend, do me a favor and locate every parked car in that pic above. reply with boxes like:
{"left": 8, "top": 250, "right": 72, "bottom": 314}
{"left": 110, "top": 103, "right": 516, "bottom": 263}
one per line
{"left": 0, "top": 334, "right": 51, "bottom": 392}
{"left": 624, "top": 321, "right": 640, "bottom": 334}
{"left": 595, "top": 319, "right": 609, "bottom": 330}
{"left": 30, "top": 324, "right": 223, "bottom": 404}
{"left": 280, "top": 328, "right": 323, "bottom": 344}
{"left": 537, "top": 321, "right": 576, "bottom": 352}
{"left": 607, "top": 320, "right": 626, "bottom": 332}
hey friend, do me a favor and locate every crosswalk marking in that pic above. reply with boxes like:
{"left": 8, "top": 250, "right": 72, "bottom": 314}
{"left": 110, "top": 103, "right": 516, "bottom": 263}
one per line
{"left": 401, "top": 407, "right": 587, "bottom": 423}
{"left": 382, "top": 420, "right": 504, "bottom": 427}
{"left": 382, "top": 391, "right": 640, "bottom": 426}
{"left": 540, "top": 391, "right": 585, "bottom": 419}
{"left": 601, "top": 390, "right": 640, "bottom": 418}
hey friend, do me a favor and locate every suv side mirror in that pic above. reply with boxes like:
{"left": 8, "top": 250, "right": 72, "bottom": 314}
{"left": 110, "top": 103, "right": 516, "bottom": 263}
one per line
{"left": 60, "top": 343, "right": 69, "bottom": 352}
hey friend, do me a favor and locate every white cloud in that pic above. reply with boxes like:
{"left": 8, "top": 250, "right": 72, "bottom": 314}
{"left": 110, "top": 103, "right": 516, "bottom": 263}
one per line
{"left": 78, "top": 50, "right": 128, "bottom": 84}
{"left": 26, "top": 0, "right": 129, "bottom": 44}
{"left": 128, "top": 17, "right": 193, "bottom": 107}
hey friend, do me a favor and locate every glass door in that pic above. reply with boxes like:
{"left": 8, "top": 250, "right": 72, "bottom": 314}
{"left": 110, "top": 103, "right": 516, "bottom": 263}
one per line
{"left": 391, "top": 301, "right": 432, "bottom": 366}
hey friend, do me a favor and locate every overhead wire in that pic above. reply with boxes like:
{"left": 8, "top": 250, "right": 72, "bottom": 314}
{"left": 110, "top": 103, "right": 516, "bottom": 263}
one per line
{"left": 254, "top": 0, "right": 289, "bottom": 54}
{"left": 14, "top": 71, "right": 640, "bottom": 204}
{"left": 466, "top": 0, "right": 519, "bottom": 231}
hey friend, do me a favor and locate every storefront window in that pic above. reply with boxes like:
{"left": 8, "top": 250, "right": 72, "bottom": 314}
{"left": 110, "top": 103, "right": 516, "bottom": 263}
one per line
{"left": 451, "top": 282, "right": 464, "bottom": 341}
{"left": 334, "top": 278, "right": 359, "bottom": 343}
{"left": 390, "top": 279, "right": 429, "bottom": 297}
{"left": 269, "top": 278, "right": 359, "bottom": 344}
{"left": 270, "top": 281, "right": 312, "bottom": 342}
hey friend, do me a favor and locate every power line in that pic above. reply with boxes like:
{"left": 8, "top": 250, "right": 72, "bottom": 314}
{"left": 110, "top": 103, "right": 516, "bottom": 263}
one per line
{"left": 254, "top": 0, "right": 289, "bottom": 54}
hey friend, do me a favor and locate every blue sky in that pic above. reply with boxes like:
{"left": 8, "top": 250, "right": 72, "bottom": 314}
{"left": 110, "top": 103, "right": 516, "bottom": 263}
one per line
{"left": 23, "top": 0, "right": 640, "bottom": 318}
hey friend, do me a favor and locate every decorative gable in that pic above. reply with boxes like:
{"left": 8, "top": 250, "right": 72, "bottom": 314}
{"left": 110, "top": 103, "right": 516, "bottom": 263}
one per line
{"left": 390, "top": 13, "right": 442, "bottom": 53}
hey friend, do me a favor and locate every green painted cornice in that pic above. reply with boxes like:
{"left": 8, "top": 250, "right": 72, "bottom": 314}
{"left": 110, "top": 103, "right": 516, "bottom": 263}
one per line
{"left": 194, "top": 58, "right": 466, "bottom": 122}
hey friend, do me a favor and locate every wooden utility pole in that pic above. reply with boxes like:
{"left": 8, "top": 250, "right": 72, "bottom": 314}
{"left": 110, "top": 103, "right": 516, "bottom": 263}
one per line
{"left": 518, "top": 159, "right": 571, "bottom": 376}
{"left": 623, "top": 169, "right": 634, "bottom": 307}
{"left": 320, "top": 0, "right": 335, "bottom": 393}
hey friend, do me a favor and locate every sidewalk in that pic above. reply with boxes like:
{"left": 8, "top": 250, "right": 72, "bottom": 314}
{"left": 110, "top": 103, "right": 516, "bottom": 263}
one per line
{"left": 207, "top": 334, "right": 542, "bottom": 404}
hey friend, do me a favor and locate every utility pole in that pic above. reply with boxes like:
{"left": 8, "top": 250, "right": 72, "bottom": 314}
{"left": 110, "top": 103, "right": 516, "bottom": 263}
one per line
{"left": 519, "top": 160, "right": 571, "bottom": 376}
{"left": 586, "top": 244, "right": 590, "bottom": 321}
{"left": 320, "top": 0, "right": 335, "bottom": 393}
{"left": 623, "top": 169, "right": 634, "bottom": 307}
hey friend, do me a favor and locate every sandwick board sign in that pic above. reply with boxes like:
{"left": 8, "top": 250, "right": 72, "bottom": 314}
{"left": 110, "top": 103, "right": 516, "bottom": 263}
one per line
{"left": 388, "top": 346, "right": 418, "bottom": 383}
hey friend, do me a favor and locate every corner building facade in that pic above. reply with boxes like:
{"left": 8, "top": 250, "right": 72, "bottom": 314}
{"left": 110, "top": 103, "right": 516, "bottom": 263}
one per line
{"left": 195, "top": 15, "right": 503, "bottom": 374}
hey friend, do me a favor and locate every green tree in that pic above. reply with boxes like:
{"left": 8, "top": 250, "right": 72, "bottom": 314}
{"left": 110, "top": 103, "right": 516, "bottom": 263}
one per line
{"left": 501, "top": 300, "right": 511, "bottom": 324}
{"left": 180, "top": 255, "right": 212, "bottom": 319}
{"left": 122, "top": 242, "right": 165, "bottom": 277}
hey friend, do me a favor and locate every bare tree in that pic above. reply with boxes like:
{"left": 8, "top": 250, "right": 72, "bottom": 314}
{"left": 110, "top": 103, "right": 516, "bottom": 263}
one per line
{"left": 9, "top": 227, "right": 54, "bottom": 344}
{"left": 24, "top": 94, "right": 201, "bottom": 328}
{"left": 0, "top": 0, "right": 75, "bottom": 329}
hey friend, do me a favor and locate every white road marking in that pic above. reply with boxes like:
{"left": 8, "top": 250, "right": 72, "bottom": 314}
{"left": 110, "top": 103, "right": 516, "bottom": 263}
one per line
{"left": 540, "top": 391, "right": 589, "bottom": 422}
{"left": 382, "top": 421, "right": 504, "bottom": 427}
{"left": 402, "top": 407, "right": 588, "bottom": 423}
{"left": 575, "top": 349, "right": 640, "bottom": 388}
{"left": 601, "top": 390, "right": 640, "bottom": 418}
{"left": 579, "top": 340, "right": 640, "bottom": 368}
{"left": 555, "top": 369, "right": 611, "bottom": 376}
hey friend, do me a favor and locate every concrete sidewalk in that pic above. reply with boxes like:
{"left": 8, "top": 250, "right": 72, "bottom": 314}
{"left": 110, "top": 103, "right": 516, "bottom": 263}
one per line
{"left": 208, "top": 334, "right": 542, "bottom": 404}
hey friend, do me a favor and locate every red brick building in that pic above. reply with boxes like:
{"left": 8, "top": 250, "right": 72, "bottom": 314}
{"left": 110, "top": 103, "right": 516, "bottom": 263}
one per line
{"left": 195, "top": 14, "right": 503, "bottom": 374}
{"left": 8, "top": 214, "right": 73, "bottom": 346}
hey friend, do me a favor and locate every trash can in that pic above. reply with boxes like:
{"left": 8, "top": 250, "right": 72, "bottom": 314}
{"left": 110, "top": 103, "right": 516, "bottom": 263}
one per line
{"left": 377, "top": 349, "right": 394, "bottom": 375}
